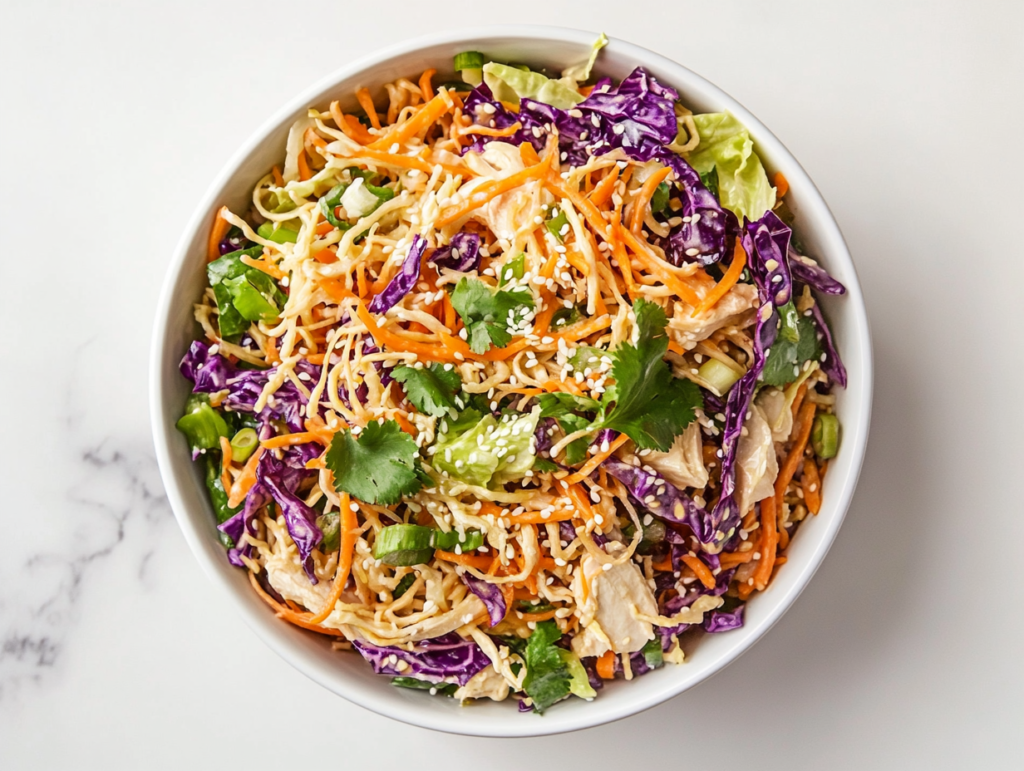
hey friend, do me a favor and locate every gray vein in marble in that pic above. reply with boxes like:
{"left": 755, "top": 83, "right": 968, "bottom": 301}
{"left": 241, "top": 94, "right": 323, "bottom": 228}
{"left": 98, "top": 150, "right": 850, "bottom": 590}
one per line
{"left": 0, "top": 440, "right": 170, "bottom": 702}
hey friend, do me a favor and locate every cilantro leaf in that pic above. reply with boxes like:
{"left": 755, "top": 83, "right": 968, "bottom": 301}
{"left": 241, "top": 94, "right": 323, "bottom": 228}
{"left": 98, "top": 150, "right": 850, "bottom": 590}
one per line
{"left": 532, "top": 457, "right": 559, "bottom": 473}
{"left": 523, "top": 620, "right": 572, "bottom": 713}
{"left": 557, "top": 413, "right": 593, "bottom": 465}
{"left": 392, "top": 363, "right": 463, "bottom": 417}
{"left": 538, "top": 392, "right": 601, "bottom": 419}
{"left": 598, "top": 299, "right": 703, "bottom": 451}
{"left": 450, "top": 277, "right": 534, "bottom": 354}
{"left": 762, "top": 303, "right": 822, "bottom": 388}
{"left": 325, "top": 420, "right": 423, "bottom": 505}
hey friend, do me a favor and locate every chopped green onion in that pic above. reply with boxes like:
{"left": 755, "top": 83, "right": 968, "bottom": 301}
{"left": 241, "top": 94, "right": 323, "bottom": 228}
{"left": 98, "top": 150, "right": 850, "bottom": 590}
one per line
{"left": 499, "top": 253, "right": 526, "bottom": 285}
{"left": 319, "top": 183, "right": 350, "bottom": 229}
{"left": 453, "top": 51, "right": 485, "bottom": 71}
{"left": 316, "top": 511, "right": 340, "bottom": 552}
{"left": 204, "top": 456, "right": 241, "bottom": 548}
{"left": 651, "top": 181, "right": 671, "bottom": 215}
{"left": 176, "top": 394, "right": 230, "bottom": 452}
{"left": 437, "top": 81, "right": 472, "bottom": 93}
{"left": 641, "top": 637, "right": 664, "bottom": 670}
{"left": 432, "top": 529, "right": 484, "bottom": 552}
{"left": 391, "top": 677, "right": 457, "bottom": 696}
{"left": 811, "top": 414, "right": 840, "bottom": 459}
{"left": 228, "top": 427, "right": 259, "bottom": 463}
{"left": 698, "top": 358, "right": 743, "bottom": 396}
{"left": 373, "top": 524, "right": 434, "bottom": 566}
{"left": 392, "top": 573, "right": 416, "bottom": 599}
{"left": 256, "top": 220, "right": 299, "bottom": 244}
{"left": 551, "top": 305, "right": 580, "bottom": 329}
{"left": 546, "top": 207, "right": 570, "bottom": 242}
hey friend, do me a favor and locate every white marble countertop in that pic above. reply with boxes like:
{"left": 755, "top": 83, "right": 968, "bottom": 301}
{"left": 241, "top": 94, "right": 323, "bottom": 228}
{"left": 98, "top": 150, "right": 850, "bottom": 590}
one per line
{"left": 2, "top": 2, "right": 1021, "bottom": 768}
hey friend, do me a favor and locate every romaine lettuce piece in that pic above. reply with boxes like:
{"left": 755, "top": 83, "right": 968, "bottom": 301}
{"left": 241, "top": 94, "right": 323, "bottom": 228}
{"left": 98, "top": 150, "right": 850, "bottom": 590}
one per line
{"left": 433, "top": 408, "right": 540, "bottom": 487}
{"left": 688, "top": 112, "right": 776, "bottom": 221}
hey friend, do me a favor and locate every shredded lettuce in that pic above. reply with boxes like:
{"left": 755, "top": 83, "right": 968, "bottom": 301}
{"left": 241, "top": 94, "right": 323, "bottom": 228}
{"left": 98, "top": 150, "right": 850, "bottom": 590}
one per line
{"left": 688, "top": 112, "right": 776, "bottom": 221}
{"left": 433, "top": 408, "right": 540, "bottom": 487}
{"left": 482, "top": 62, "right": 585, "bottom": 110}
{"left": 560, "top": 32, "right": 608, "bottom": 83}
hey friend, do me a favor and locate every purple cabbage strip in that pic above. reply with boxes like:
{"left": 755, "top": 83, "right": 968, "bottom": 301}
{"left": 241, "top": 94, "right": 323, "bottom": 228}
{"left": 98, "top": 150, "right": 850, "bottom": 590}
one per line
{"left": 460, "top": 573, "right": 506, "bottom": 627}
{"left": 706, "top": 209, "right": 795, "bottom": 550}
{"left": 790, "top": 252, "right": 846, "bottom": 296}
{"left": 806, "top": 298, "right": 848, "bottom": 388}
{"left": 464, "top": 68, "right": 735, "bottom": 265}
{"left": 368, "top": 234, "right": 428, "bottom": 314}
{"left": 703, "top": 605, "right": 745, "bottom": 633}
{"left": 218, "top": 232, "right": 251, "bottom": 255}
{"left": 352, "top": 632, "right": 490, "bottom": 686}
{"left": 602, "top": 456, "right": 714, "bottom": 546}
{"left": 430, "top": 231, "right": 482, "bottom": 273}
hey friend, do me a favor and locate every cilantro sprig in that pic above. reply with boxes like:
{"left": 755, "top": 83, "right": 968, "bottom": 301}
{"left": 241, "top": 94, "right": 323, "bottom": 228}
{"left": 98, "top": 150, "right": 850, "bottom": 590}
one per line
{"left": 596, "top": 299, "right": 703, "bottom": 451}
{"left": 761, "top": 301, "right": 822, "bottom": 387}
{"left": 325, "top": 420, "right": 424, "bottom": 505}
{"left": 450, "top": 277, "right": 534, "bottom": 354}
{"left": 392, "top": 363, "right": 463, "bottom": 417}
{"left": 522, "top": 620, "right": 572, "bottom": 713}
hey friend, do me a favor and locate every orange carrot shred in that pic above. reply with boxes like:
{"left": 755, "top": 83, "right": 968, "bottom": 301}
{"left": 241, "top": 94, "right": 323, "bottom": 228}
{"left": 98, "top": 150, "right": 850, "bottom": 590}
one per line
{"left": 564, "top": 434, "right": 630, "bottom": 484}
{"left": 692, "top": 238, "right": 747, "bottom": 317}
{"left": 774, "top": 171, "right": 789, "bottom": 198}
{"left": 418, "top": 68, "right": 436, "bottom": 102}
{"left": 207, "top": 206, "right": 230, "bottom": 262}
{"left": 355, "top": 87, "right": 381, "bottom": 129}
{"left": 597, "top": 651, "right": 616, "bottom": 679}
{"left": 802, "top": 456, "right": 823, "bottom": 515}
{"left": 680, "top": 554, "right": 716, "bottom": 590}
{"left": 629, "top": 166, "right": 673, "bottom": 235}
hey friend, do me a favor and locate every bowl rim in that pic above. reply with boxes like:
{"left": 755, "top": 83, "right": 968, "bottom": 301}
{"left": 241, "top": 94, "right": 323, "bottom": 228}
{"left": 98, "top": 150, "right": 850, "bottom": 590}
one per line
{"left": 150, "top": 24, "right": 873, "bottom": 737}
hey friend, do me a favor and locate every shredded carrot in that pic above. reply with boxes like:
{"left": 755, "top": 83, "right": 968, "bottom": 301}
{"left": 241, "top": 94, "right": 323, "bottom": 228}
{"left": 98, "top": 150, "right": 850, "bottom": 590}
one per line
{"left": 356, "top": 301, "right": 473, "bottom": 364}
{"left": 544, "top": 174, "right": 610, "bottom": 238}
{"left": 776, "top": 400, "right": 818, "bottom": 512}
{"left": 207, "top": 206, "right": 230, "bottom": 262}
{"left": 719, "top": 550, "right": 754, "bottom": 569}
{"left": 271, "top": 165, "right": 284, "bottom": 186}
{"left": 615, "top": 224, "right": 703, "bottom": 307}
{"left": 218, "top": 436, "right": 233, "bottom": 493}
{"left": 227, "top": 447, "right": 263, "bottom": 508}
{"left": 316, "top": 276, "right": 355, "bottom": 303}
{"left": 356, "top": 263, "right": 369, "bottom": 298}
{"left": 315, "top": 220, "right": 334, "bottom": 237}
{"left": 629, "top": 166, "right": 673, "bottom": 235}
{"left": 307, "top": 494, "right": 358, "bottom": 625}
{"left": 261, "top": 431, "right": 330, "bottom": 449}
{"left": 437, "top": 160, "right": 548, "bottom": 227}
{"left": 248, "top": 572, "right": 344, "bottom": 637}
{"left": 355, "top": 87, "right": 381, "bottom": 129}
{"left": 350, "top": 146, "right": 468, "bottom": 179}
{"left": 434, "top": 550, "right": 493, "bottom": 570}
{"left": 790, "top": 383, "right": 809, "bottom": 423}
{"left": 753, "top": 495, "right": 778, "bottom": 591}
{"left": 240, "top": 254, "right": 286, "bottom": 279}
{"left": 774, "top": 171, "right": 789, "bottom": 199}
{"left": 304, "top": 126, "right": 328, "bottom": 152}
{"left": 692, "top": 238, "right": 747, "bottom": 317}
{"left": 418, "top": 68, "right": 436, "bottom": 101}
{"left": 369, "top": 91, "right": 452, "bottom": 150}
{"left": 680, "top": 554, "right": 716, "bottom": 590}
{"left": 802, "top": 456, "right": 822, "bottom": 514}
{"left": 541, "top": 378, "right": 585, "bottom": 397}
{"left": 597, "top": 650, "right": 616, "bottom": 679}
{"left": 566, "top": 483, "right": 597, "bottom": 521}
{"left": 607, "top": 212, "right": 638, "bottom": 298}
{"left": 393, "top": 411, "right": 418, "bottom": 437}
{"left": 564, "top": 434, "right": 630, "bottom": 484}
{"left": 311, "top": 248, "right": 338, "bottom": 265}
{"left": 589, "top": 165, "right": 620, "bottom": 209}
{"left": 651, "top": 555, "right": 673, "bottom": 572}
{"left": 297, "top": 149, "right": 312, "bottom": 182}
{"left": 519, "top": 141, "right": 542, "bottom": 166}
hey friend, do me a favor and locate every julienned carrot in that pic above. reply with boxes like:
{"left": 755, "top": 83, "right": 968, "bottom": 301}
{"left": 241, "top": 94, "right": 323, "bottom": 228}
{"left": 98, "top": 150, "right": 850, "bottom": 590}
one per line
{"left": 350, "top": 146, "right": 469, "bottom": 179}
{"left": 304, "top": 126, "right": 328, "bottom": 152}
{"left": 248, "top": 571, "right": 345, "bottom": 637}
{"left": 564, "top": 433, "right": 630, "bottom": 484}
{"left": 629, "top": 166, "right": 673, "bottom": 235}
{"left": 544, "top": 174, "right": 610, "bottom": 238}
{"left": 355, "top": 88, "right": 381, "bottom": 130}
{"left": 356, "top": 300, "right": 473, "bottom": 364}
{"left": 369, "top": 91, "right": 452, "bottom": 150}
{"left": 477, "top": 501, "right": 576, "bottom": 525}
{"left": 316, "top": 276, "right": 355, "bottom": 303}
{"left": 589, "top": 165, "right": 620, "bottom": 209}
{"left": 393, "top": 411, "right": 418, "bottom": 437}
{"left": 330, "top": 100, "right": 374, "bottom": 144}
{"left": 207, "top": 206, "right": 230, "bottom": 262}
{"left": 311, "top": 248, "right": 338, "bottom": 264}
{"left": 297, "top": 149, "right": 312, "bottom": 182}
{"left": 437, "top": 160, "right": 549, "bottom": 227}
{"left": 608, "top": 212, "right": 638, "bottom": 298}
{"left": 271, "top": 165, "right": 284, "bottom": 186}
{"left": 802, "top": 456, "right": 822, "bottom": 515}
{"left": 774, "top": 171, "right": 789, "bottom": 198}
{"left": 240, "top": 253, "right": 285, "bottom": 279}
{"left": 435, "top": 550, "right": 493, "bottom": 570}
{"left": 418, "top": 68, "right": 436, "bottom": 102}
{"left": 596, "top": 650, "right": 616, "bottom": 679}
{"left": 753, "top": 494, "right": 778, "bottom": 591}
{"left": 227, "top": 447, "right": 264, "bottom": 508}
{"left": 615, "top": 224, "right": 703, "bottom": 307}
{"left": 261, "top": 431, "right": 331, "bottom": 450}
{"left": 679, "top": 554, "right": 716, "bottom": 590}
{"left": 566, "top": 483, "right": 597, "bottom": 521}
{"left": 776, "top": 400, "right": 818, "bottom": 512}
{"left": 692, "top": 238, "right": 747, "bottom": 317}
{"left": 462, "top": 121, "right": 523, "bottom": 138}
{"left": 307, "top": 493, "right": 359, "bottom": 625}
{"left": 219, "top": 436, "right": 233, "bottom": 494}
{"left": 518, "top": 609, "right": 558, "bottom": 622}
{"left": 719, "top": 550, "right": 754, "bottom": 569}
{"left": 541, "top": 378, "right": 585, "bottom": 397}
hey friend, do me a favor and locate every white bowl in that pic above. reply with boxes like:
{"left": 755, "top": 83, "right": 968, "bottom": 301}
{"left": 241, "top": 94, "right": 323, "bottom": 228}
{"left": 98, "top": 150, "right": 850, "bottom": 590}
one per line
{"left": 150, "top": 25, "right": 872, "bottom": 737}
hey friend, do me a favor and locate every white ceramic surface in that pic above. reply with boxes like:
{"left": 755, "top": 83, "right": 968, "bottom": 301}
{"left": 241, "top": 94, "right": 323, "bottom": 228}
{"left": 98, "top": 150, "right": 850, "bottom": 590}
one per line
{"left": 150, "top": 26, "right": 872, "bottom": 737}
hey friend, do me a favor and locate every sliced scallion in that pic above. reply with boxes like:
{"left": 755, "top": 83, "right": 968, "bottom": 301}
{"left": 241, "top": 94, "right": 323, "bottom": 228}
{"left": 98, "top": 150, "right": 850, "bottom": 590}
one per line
{"left": 698, "top": 358, "right": 743, "bottom": 396}
{"left": 229, "top": 427, "right": 259, "bottom": 463}
{"left": 811, "top": 414, "right": 840, "bottom": 459}
{"left": 373, "top": 524, "right": 434, "bottom": 566}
